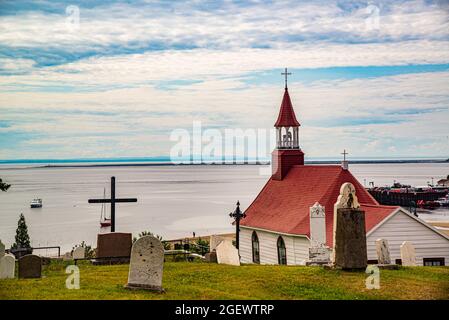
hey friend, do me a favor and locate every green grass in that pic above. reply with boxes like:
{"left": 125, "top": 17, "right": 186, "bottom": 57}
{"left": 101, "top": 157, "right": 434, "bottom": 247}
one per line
{"left": 1, "top": 261, "right": 448, "bottom": 300}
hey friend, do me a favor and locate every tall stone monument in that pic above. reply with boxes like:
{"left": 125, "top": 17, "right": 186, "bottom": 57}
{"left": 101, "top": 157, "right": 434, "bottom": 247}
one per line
{"left": 332, "top": 182, "right": 367, "bottom": 269}
{"left": 125, "top": 235, "right": 164, "bottom": 292}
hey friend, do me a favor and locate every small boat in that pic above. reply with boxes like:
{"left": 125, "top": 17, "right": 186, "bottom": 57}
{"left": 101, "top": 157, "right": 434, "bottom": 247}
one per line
{"left": 436, "top": 194, "right": 449, "bottom": 207}
{"left": 99, "top": 188, "right": 111, "bottom": 227}
{"left": 30, "top": 198, "right": 42, "bottom": 208}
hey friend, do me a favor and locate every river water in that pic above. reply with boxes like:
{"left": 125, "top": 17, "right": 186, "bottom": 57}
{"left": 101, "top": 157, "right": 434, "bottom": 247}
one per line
{"left": 0, "top": 163, "right": 448, "bottom": 253}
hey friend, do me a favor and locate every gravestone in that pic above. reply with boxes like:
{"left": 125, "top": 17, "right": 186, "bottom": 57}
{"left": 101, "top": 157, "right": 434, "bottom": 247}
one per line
{"left": 307, "top": 202, "right": 332, "bottom": 265}
{"left": 375, "top": 239, "right": 391, "bottom": 265}
{"left": 94, "top": 232, "right": 132, "bottom": 264}
{"left": 332, "top": 183, "right": 367, "bottom": 269}
{"left": 205, "top": 251, "right": 217, "bottom": 263}
{"left": 310, "top": 202, "right": 326, "bottom": 247}
{"left": 18, "top": 254, "right": 42, "bottom": 279}
{"left": 209, "top": 235, "right": 224, "bottom": 252}
{"left": 73, "top": 246, "right": 85, "bottom": 260}
{"left": 400, "top": 241, "right": 416, "bottom": 266}
{"left": 0, "top": 240, "right": 5, "bottom": 258}
{"left": 216, "top": 240, "right": 240, "bottom": 266}
{"left": 125, "top": 235, "right": 164, "bottom": 292}
{"left": 63, "top": 252, "right": 73, "bottom": 261}
{"left": 0, "top": 254, "right": 15, "bottom": 279}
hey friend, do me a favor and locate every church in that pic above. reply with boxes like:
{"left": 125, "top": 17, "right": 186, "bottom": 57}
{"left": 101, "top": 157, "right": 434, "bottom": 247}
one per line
{"left": 239, "top": 80, "right": 449, "bottom": 266}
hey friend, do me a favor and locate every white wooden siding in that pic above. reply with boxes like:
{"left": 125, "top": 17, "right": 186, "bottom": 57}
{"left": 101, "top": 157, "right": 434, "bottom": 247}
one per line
{"left": 240, "top": 227, "right": 310, "bottom": 265}
{"left": 367, "top": 209, "right": 449, "bottom": 266}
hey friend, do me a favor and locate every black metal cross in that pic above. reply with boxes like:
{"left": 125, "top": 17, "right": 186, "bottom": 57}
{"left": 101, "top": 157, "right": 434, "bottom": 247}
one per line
{"left": 281, "top": 67, "right": 292, "bottom": 89}
{"left": 229, "top": 201, "right": 246, "bottom": 249}
{"left": 341, "top": 149, "right": 348, "bottom": 161}
{"left": 88, "top": 176, "right": 137, "bottom": 232}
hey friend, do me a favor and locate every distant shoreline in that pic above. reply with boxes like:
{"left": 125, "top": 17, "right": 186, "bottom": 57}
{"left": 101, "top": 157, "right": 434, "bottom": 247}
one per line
{"left": 0, "top": 158, "right": 448, "bottom": 169}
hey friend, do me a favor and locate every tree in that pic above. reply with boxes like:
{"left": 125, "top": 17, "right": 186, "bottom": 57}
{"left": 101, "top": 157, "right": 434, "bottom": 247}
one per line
{"left": 11, "top": 213, "right": 32, "bottom": 258}
{"left": 0, "top": 178, "right": 11, "bottom": 192}
{"left": 133, "top": 230, "right": 170, "bottom": 250}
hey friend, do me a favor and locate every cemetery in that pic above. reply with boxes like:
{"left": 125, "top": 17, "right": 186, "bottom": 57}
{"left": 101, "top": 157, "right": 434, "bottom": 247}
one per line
{"left": 0, "top": 176, "right": 448, "bottom": 300}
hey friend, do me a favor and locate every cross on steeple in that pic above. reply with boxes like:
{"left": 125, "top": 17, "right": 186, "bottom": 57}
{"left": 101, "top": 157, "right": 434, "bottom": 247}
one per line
{"left": 281, "top": 67, "right": 292, "bottom": 89}
{"left": 341, "top": 149, "right": 348, "bottom": 161}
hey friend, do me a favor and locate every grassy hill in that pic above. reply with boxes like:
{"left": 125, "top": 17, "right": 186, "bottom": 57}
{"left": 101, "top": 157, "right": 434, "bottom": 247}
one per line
{"left": 0, "top": 261, "right": 448, "bottom": 300}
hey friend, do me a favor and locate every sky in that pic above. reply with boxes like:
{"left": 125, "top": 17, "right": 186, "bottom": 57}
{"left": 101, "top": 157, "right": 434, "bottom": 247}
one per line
{"left": 0, "top": 0, "right": 449, "bottom": 160}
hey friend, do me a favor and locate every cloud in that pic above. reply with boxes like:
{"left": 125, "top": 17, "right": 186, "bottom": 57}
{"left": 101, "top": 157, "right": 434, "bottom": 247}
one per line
{"left": 0, "top": 0, "right": 448, "bottom": 159}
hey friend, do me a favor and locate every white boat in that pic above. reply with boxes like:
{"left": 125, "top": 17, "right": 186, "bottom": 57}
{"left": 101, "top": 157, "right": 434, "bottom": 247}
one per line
{"left": 436, "top": 194, "right": 449, "bottom": 207}
{"left": 30, "top": 198, "right": 42, "bottom": 208}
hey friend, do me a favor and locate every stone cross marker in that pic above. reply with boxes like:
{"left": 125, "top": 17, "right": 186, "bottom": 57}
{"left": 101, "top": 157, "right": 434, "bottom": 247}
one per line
{"left": 0, "top": 240, "right": 5, "bottom": 259}
{"left": 88, "top": 176, "right": 138, "bottom": 232}
{"left": 73, "top": 246, "right": 85, "bottom": 260}
{"left": 400, "top": 241, "right": 416, "bottom": 266}
{"left": 18, "top": 254, "right": 42, "bottom": 279}
{"left": 0, "top": 254, "right": 15, "bottom": 279}
{"left": 125, "top": 235, "right": 164, "bottom": 292}
{"left": 332, "top": 182, "right": 367, "bottom": 269}
{"left": 375, "top": 238, "right": 391, "bottom": 265}
{"left": 216, "top": 240, "right": 240, "bottom": 266}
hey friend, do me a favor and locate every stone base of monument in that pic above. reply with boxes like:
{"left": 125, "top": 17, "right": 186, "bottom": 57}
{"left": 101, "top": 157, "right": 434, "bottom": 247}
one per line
{"left": 375, "top": 264, "right": 399, "bottom": 270}
{"left": 306, "top": 261, "right": 331, "bottom": 266}
{"left": 124, "top": 283, "right": 165, "bottom": 293}
{"left": 91, "top": 257, "right": 130, "bottom": 265}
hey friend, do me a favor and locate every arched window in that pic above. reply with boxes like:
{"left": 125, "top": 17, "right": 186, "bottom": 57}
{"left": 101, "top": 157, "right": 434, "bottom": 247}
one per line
{"left": 277, "top": 236, "right": 287, "bottom": 265}
{"left": 252, "top": 231, "right": 260, "bottom": 264}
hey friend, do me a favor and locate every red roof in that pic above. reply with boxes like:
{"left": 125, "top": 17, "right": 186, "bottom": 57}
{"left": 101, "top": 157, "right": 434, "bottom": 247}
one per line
{"left": 274, "top": 88, "right": 300, "bottom": 127}
{"left": 240, "top": 165, "right": 398, "bottom": 246}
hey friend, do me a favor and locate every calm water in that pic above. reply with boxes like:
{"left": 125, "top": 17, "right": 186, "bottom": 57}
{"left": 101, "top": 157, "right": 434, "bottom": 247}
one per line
{"left": 0, "top": 163, "right": 448, "bottom": 253}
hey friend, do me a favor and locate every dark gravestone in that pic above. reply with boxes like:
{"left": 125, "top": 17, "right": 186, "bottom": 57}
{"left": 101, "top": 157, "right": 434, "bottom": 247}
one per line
{"left": 332, "top": 182, "right": 368, "bottom": 270}
{"left": 94, "top": 232, "right": 132, "bottom": 265}
{"left": 205, "top": 251, "right": 217, "bottom": 263}
{"left": 18, "top": 254, "right": 42, "bottom": 279}
{"left": 333, "top": 207, "right": 367, "bottom": 269}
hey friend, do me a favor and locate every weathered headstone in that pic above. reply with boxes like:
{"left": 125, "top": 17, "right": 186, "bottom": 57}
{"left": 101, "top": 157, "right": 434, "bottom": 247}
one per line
{"left": 73, "top": 246, "right": 85, "bottom": 260}
{"left": 18, "top": 254, "right": 42, "bottom": 279}
{"left": 209, "top": 235, "right": 224, "bottom": 252}
{"left": 0, "top": 240, "right": 5, "bottom": 258}
{"left": 63, "top": 252, "right": 73, "bottom": 261}
{"left": 310, "top": 202, "right": 326, "bottom": 247}
{"left": 376, "top": 239, "right": 391, "bottom": 265}
{"left": 307, "top": 202, "right": 332, "bottom": 265}
{"left": 332, "top": 183, "right": 367, "bottom": 269}
{"left": 94, "top": 232, "right": 132, "bottom": 264}
{"left": 400, "top": 241, "right": 416, "bottom": 266}
{"left": 0, "top": 254, "right": 15, "bottom": 279}
{"left": 216, "top": 240, "right": 240, "bottom": 266}
{"left": 205, "top": 251, "right": 217, "bottom": 263}
{"left": 125, "top": 235, "right": 164, "bottom": 292}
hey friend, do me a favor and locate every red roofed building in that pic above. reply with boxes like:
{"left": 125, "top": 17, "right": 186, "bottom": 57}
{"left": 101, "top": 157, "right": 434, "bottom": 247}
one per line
{"left": 239, "top": 83, "right": 449, "bottom": 266}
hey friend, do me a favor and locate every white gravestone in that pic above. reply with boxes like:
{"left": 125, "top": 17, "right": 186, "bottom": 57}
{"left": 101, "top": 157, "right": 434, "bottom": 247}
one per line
{"left": 73, "top": 246, "right": 85, "bottom": 260}
{"left": 310, "top": 202, "right": 326, "bottom": 247}
{"left": 0, "top": 240, "right": 5, "bottom": 259}
{"left": 63, "top": 252, "right": 72, "bottom": 261}
{"left": 125, "top": 235, "right": 164, "bottom": 292}
{"left": 400, "top": 241, "right": 416, "bottom": 266}
{"left": 376, "top": 239, "right": 391, "bottom": 265}
{"left": 209, "top": 235, "right": 225, "bottom": 252}
{"left": 216, "top": 240, "right": 240, "bottom": 266}
{"left": 0, "top": 254, "right": 15, "bottom": 279}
